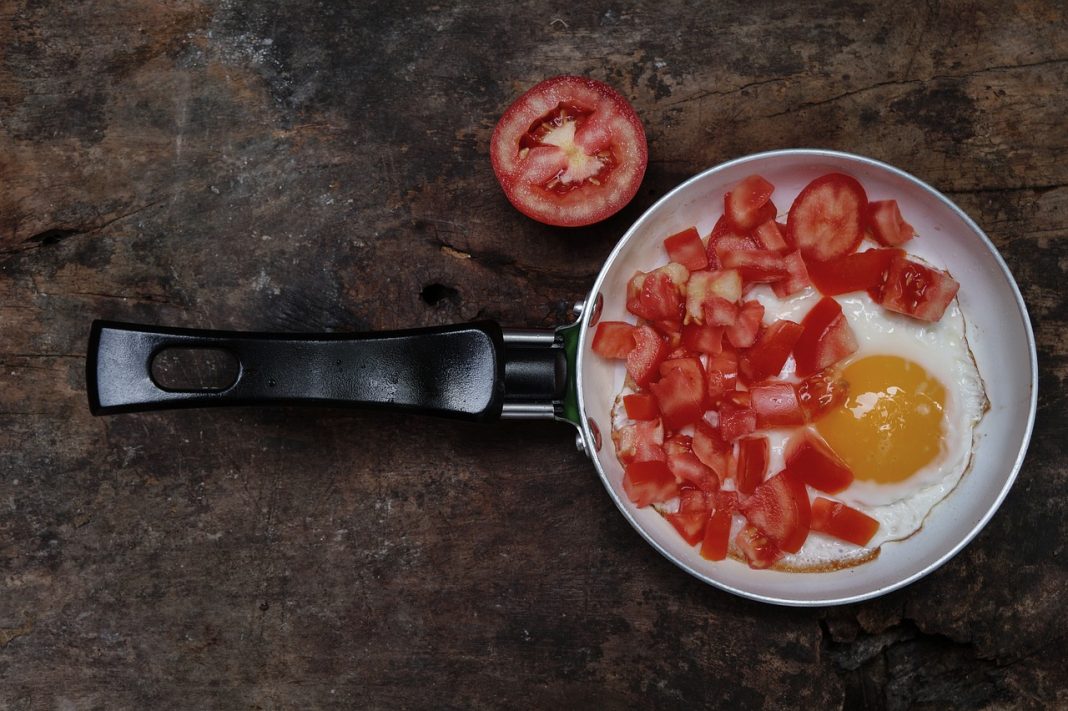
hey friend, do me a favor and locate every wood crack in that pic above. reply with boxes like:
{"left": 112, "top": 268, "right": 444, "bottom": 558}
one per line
{"left": 1, "top": 198, "right": 167, "bottom": 258}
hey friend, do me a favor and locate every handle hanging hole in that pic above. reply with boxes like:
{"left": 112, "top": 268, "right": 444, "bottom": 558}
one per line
{"left": 150, "top": 347, "right": 240, "bottom": 392}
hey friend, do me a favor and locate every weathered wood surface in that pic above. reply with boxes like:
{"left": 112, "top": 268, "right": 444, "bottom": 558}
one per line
{"left": 1, "top": 1, "right": 1066, "bottom": 708}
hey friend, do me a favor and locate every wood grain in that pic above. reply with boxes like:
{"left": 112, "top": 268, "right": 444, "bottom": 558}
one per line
{"left": 2, "top": 0, "right": 1066, "bottom": 708}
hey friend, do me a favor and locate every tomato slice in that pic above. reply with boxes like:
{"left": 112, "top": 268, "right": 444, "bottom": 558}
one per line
{"left": 685, "top": 269, "right": 742, "bottom": 324}
{"left": 793, "top": 297, "right": 858, "bottom": 377}
{"left": 739, "top": 319, "right": 804, "bottom": 382}
{"left": 700, "top": 492, "right": 737, "bottom": 561}
{"left": 592, "top": 321, "right": 636, "bottom": 359}
{"left": 806, "top": 248, "right": 902, "bottom": 296}
{"left": 725, "top": 175, "right": 776, "bottom": 230}
{"left": 623, "top": 460, "right": 679, "bottom": 507}
{"left": 811, "top": 497, "right": 880, "bottom": 546}
{"left": 623, "top": 393, "right": 659, "bottom": 420}
{"left": 750, "top": 382, "right": 805, "bottom": 428}
{"left": 663, "top": 227, "right": 709, "bottom": 272}
{"left": 770, "top": 251, "right": 811, "bottom": 298}
{"left": 721, "top": 249, "right": 789, "bottom": 284}
{"left": 736, "top": 436, "right": 769, "bottom": 495}
{"left": 681, "top": 323, "right": 724, "bottom": 355}
{"left": 797, "top": 369, "right": 848, "bottom": 422}
{"left": 650, "top": 358, "right": 706, "bottom": 429}
{"left": 725, "top": 300, "right": 765, "bottom": 349}
{"left": 616, "top": 419, "right": 666, "bottom": 464}
{"left": 740, "top": 470, "right": 811, "bottom": 554}
{"left": 625, "top": 325, "right": 668, "bottom": 387}
{"left": 692, "top": 419, "right": 731, "bottom": 479}
{"left": 784, "top": 429, "right": 853, "bottom": 493}
{"left": 490, "top": 76, "right": 647, "bottom": 227}
{"left": 866, "top": 200, "right": 915, "bottom": 247}
{"left": 787, "top": 173, "right": 868, "bottom": 262}
{"left": 735, "top": 524, "right": 784, "bottom": 569}
{"left": 875, "top": 255, "right": 960, "bottom": 322}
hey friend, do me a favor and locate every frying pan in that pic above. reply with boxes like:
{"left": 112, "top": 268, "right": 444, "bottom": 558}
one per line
{"left": 87, "top": 149, "right": 1038, "bottom": 606}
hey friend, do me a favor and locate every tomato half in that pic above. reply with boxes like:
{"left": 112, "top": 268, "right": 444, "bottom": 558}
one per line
{"left": 490, "top": 76, "right": 648, "bottom": 227}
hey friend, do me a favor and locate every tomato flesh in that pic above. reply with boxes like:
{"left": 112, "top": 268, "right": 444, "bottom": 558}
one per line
{"left": 725, "top": 175, "right": 776, "bottom": 230}
{"left": 623, "top": 393, "right": 659, "bottom": 420}
{"left": 811, "top": 497, "right": 880, "bottom": 546}
{"left": 591, "top": 321, "right": 636, "bottom": 359}
{"left": 664, "top": 227, "right": 709, "bottom": 272}
{"left": 700, "top": 492, "right": 736, "bottom": 561}
{"left": 623, "top": 460, "right": 679, "bottom": 507}
{"left": 650, "top": 358, "right": 706, "bottom": 429}
{"left": 736, "top": 436, "right": 769, "bottom": 495}
{"left": 797, "top": 369, "right": 848, "bottom": 422}
{"left": 739, "top": 319, "right": 804, "bottom": 382}
{"left": 626, "top": 325, "right": 668, "bottom": 387}
{"left": 616, "top": 419, "right": 666, "bottom": 465}
{"left": 784, "top": 429, "right": 853, "bottom": 494}
{"left": 740, "top": 470, "right": 811, "bottom": 554}
{"left": 735, "top": 524, "right": 783, "bottom": 569}
{"left": 866, "top": 200, "right": 915, "bottom": 247}
{"left": 490, "top": 76, "right": 647, "bottom": 227}
{"left": 806, "top": 248, "right": 902, "bottom": 296}
{"left": 787, "top": 173, "right": 868, "bottom": 262}
{"left": 793, "top": 297, "right": 858, "bottom": 377}
{"left": 876, "top": 255, "right": 960, "bottom": 322}
{"left": 750, "top": 382, "right": 805, "bottom": 428}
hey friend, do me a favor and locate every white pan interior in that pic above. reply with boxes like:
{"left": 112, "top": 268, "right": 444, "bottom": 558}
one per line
{"left": 575, "top": 149, "right": 1037, "bottom": 606}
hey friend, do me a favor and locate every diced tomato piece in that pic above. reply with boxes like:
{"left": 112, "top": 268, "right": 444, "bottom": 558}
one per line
{"left": 735, "top": 524, "right": 783, "bottom": 569}
{"left": 784, "top": 429, "right": 853, "bottom": 494}
{"left": 623, "top": 393, "right": 659, "bottom": 421}
{"left": 664, "top": 227, "right": 709, "bottom": 272}
{"left": 725, "top": 300, "right": 764, "bottom": 349}
{"left": 740, "top": 470, "right": 811, "bottom": 554}
{"left": 623, "top": 460, "right": 679, "bottom": 507}
{"left": 705, "top": 350, "right": 739, "bottom": 405}
{"left": 692, "top": 419, "right": 731, "bottom": 479}
{"left": 787, "top": 173, "right": 868, "bottom": 262}
{"left": 665, "top": 510, "right": 708, "bottom": 545}
{"left": 753, "top": 219, "right": 788, "bottom": 252}
{"left": 592, "top": 321, "right": 637, "bottom": 359}
{"left": 750, "top": 382, "right": 805, "bottom": 429}
{"left": 739, "top": 319, "right": 803, "bottom": 382}
{"left": 681, "top": 323, "right": 723, "bottom": 355}
{"left": 811, "top": 497, "right": 880, "bottom": 546}
{"left": 875, "top": 255, "right": 960, "bottom": 322}
{"left": 616, "top": 419, "right": 666, "bottom": 464}
{"left": 667, "top": 450, "right": 719, "bottom": 492}
{"left": 736, "top": 436, "right": 769, "bottom": 495}
{"left": 776, "top": 221, "right": 793, "bottom": 248}
{"left": 725, "top": 175, "right": 776, "bottom": 230}
{"left": 793, "top": 297, "right": 858, "bottom": 377}
{"left": 771, "top": 251, "right": 811, "bottom": 298}
{"left": 700, "top": 492, "right": 736, "bottom": 561}
{"left": 678, "top": 487, "right": 713, "bottom": 512}
{"left": 797, "top": 369, "right": 848, "bottom": 422}
{"left": 626, "top": 272, "right": 650, "bottom": 319}
{"left": 866, "top": 200, "right": 915, "bottom": 247}
{"left": 703, "top": 296, "right": 739, "bottom": 327}
{"left": 719, "top": 400, "right": 757, "bottom": 441}
{"left": 650, "top": 358, "right": 706, "bottom": 430}
{"left": 663, "top": 433, "right": 692, "bottom": 457}
{"left": 707, "top": 216, "right": 759, "bottom": 269}
{"left": 626, "top": 325, "right": 669, "bottom": 387}
{"left": 721, "top": 249, "right": 789, "bottom": 284}
{"left": 640, "top": 271, "right": 684, "bottom": 321}
{"left": 806, "top": 248, "right": 902, "bottom": 296}
{"left": 685, "top": 269, "right": 742, "bottom": 323}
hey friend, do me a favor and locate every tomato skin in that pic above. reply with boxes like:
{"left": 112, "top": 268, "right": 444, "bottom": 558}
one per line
{"left": 707, "top": 216, "right": 759, "bottom": 269}
{"left": 725, "top": 175, "right": 776, "bottom": 230}
{"left": 806, "top": 248, "right": 902, "bottom": 296}
{"left": 725, "top": 300, "right": 765, "bottom": 349}
{"left": 736, "top": 436, "right": 769, "bottom": 495}
{"left": 792, "top": 297, "right": 858, "bottom": 377}
{"left": 787, "top": 173, "right": 868, "bottom": 262}
{"left": 592, "top": 321, "right": 636, "bottom": 359}
{"left": 626, "top": 325, "right": 669, "bottom": 387}
{"left": 664, "top": 227, "right": 709, "bottom": 271}
{"left": 735, "top": 524, "right": 783, "bottom": 569}
{"left": 490, "top": 76, "right": 647, "bottom": 227}
{"left": 650, "top": 358, "right": 706, "bottom": 429}
{"left": 740, "top": 470, "right": 811, "bottom": 554}
{"left": 719, "top": 399, "right": 757, "bottom": 441}
{"left": 784, "top": 429, "right": 853, "bottom": 494}
{"left": 750, "top": 382, "right": 805, "bottom": 428}
{"left": 866, "top": 200, "right": 915, "bottom": 247}
{"left": 681, "top": 323, "right": 724, "bottom": 355}
{"left": 721, "top": 249, "right": 789, "bottom": 284}
{"left": 616, "top": 419, "right": 666, "bottom": 464}
{"left": 692, "top": 419, "right": 731, "bottom": 478}
{"left": 667, "top": 451, "right": 719, "bottom": 492}
{"left": 700, "top": 492, "right": 736, "bottom": 561}
{"left": 705, "top": 350, "right": 739, "bottom": 405}
{"left": 771, "top": 251, "right": 811, "bottom": 298}
{"left": 811, "top": 497, "right": 880, "bottom": 546}
{"left": 623, "top": 393, "right": 659, "bottom": 420}
{"left": 753, "top": 219, "right": 788, "bottom": 252}
{"left": 797, "top": 369, "right": 848, "bottom": 422}
{"left": 623, "top": 460, "right": 679, "bottom": 507}
{"left": 876, "top": 255, "right": 960, "bottom": 322}
{"left": 739, "top": 319, "right": 804, "bottom": 382}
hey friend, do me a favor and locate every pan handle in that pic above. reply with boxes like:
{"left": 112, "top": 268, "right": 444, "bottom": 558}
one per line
{"left": 86, "top": 320, "right": 572, "bottom": 421}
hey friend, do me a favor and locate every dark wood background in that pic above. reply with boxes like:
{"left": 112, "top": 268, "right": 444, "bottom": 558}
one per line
{"left": 2, "top": 1, "right": 1066, "bottom": 708}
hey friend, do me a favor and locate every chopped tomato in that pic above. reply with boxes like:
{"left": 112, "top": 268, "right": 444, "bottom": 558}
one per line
{"left": 705, "top": 350, "right": 739, "bottom": 404}
{"left": 811, "top": 497, "right": 880, "bottom": 546}
{"left": 740, "top": 470, "right": 811, "bottom": 554}
{"left": 707, "top": 216, "right": 758, "bottom": 269}
{"left": 806, "top": 248, "right": 902, "bottom": 296}
{"left": 625, "top": 325, "right": 668, "bottom": 387}
{"left": 703, "top": 297, "right": 739, "bottom": 328}
{"left": 685, "top": 269, "right": 742, "bottom": 323}
{"left": 787, "top": 173, "right": 868, "bottom": 262}
{"left": 700, "top": 492, "right": 736, "bottom": 561}
{"left": 692, "top": 419, "right": 731, "bottom": 478}
{"left": 663, "top": 227, "right": 709, "bottom": 271}
{"left": 640, "top": 270, "right": 685, "bottom": 321}
{"left": 876, "top": 255, "right": 960, "bottom": 322}
{"left": 797, "top": 369, "right": 848, "bottom": 422}
{"left": 736, "top": 436, "right": 769, "bottom": 495}
{"left": 739, "top": 319, "right": 804, "bottom": 382}
{"left": 681, "top": 323, "right": 724, "bottom": 355}
{"left": 784, "top": 429, "right": 853, "bottom": 494}
{"left": 623, "top": 460, "right": 679, "bottom": 507}
{"left": 721, "top": 249, "right": 789, "bottom": 284}
{"left": 650, "top": 358, "right": 706, "bottom": 429}
{"left": 490, "top": 76, "right": 647, "bottom": 227}
{"left": 725, "top": 175, "right": 776, "bottom": 230}
{"left": 592, "top": 321, "right": 636, "bottom": 359}
{"left": 719, "top": 399, "right": 757, "bottom": 441}
{"left": 753, "top": 219, "right": 788, "bottom": 252}
{"left": 665, "top": 510, "right": 709, "bottom": 545}
{"left": 793, "top": 297, "right": 858, "bottom": 377}
{"left": 750, "top": 382, "right": 805, "bottom": 428}
{"left": 623, "top": 393, "right": 659, "bottom": 420}
{"left": 663, "top": 433, "right": 692, "bottom": 457}
{"left": 771, "top": 251, "right": 811, "bottom": 298}
{"left": 616, "top": 419, "right": 666, "bottom": 464}
{"left": 667, "top": 450, "right": 719, "bottom": 492}
{"left": 735, "top": 524, "right": 783, "bottom": 569}
{"left": 866, "top": 200, "right": 915, "bottom": 247}
{"left": 725, "top": 300, "right": 765, "bottom": 349}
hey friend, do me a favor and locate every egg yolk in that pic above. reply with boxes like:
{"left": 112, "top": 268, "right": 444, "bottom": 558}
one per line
{"left": 815, "top": 356, "right": 946, "bottom": 483}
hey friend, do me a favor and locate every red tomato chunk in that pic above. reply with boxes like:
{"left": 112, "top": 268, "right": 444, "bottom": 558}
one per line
{"left": 876, "top": 255, "right": 960, "bottom": 322}
{"left": 623, "top": 460, "right": 679, "bottom": 507}
{"left": 811, "top": 497, "right": 880, "bottom": 546}
{"left": 664, "top": 227, "right": 709, "bottom": 272}
{"left": 784, "top": 429, "right": 853, "bottom": 494}
{"left": 591, "top": 321, "right": 636, "bottom": 359}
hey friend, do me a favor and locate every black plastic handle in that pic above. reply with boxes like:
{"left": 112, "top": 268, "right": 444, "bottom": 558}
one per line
{"left": 87, "top": 320, "right": 511, "bottom": 420}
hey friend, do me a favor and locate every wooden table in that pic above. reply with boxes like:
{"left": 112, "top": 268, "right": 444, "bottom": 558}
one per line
{"left": 2, "top": 1, "right": 1066, "bottom": 707}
